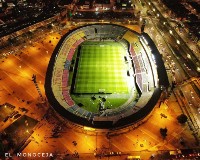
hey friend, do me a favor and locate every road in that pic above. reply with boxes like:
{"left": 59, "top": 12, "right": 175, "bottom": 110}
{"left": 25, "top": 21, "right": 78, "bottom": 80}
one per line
{"left": 141, "top": 0, "right": 200, "bottom": 78}
{"left": 138, "top": 0, "right": 200, "bottom": 138}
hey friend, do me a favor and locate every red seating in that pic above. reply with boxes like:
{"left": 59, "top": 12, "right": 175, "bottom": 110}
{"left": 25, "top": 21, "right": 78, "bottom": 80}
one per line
{"left": 62, "top": 69, "right": 69, "bottom": 87}
{"left": 60, "top": 37, "right": 85, "bottom": 106}
{"left": 129, "top": 45, "right": 136, "bottom": 57}
{"left": 62, "top": 90, "right": 74, "bottom": 106}
{"left": 67, "top": 48, "right": 74, "bottom": 61}
{"left": 66, "top": 38, "right": 84, "bottom": 61}
{"left": 61, "top": 69, "right": 74, "bottom": 106}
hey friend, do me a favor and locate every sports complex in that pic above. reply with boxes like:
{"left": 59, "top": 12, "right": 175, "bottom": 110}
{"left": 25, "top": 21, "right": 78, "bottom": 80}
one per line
{"left": 45, "top": 24, "right": 169, "bottom": 129}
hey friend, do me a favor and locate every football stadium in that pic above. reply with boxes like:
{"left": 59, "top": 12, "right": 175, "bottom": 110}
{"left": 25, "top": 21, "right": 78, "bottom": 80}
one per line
{"left": 45, "top": 24, "right": 169, "bottom": 129}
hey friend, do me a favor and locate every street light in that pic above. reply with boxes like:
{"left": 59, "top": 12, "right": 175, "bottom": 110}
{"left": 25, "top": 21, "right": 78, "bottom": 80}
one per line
{"left": 83, "top": 126, "right": 96, "bottom": 131}
{"left": 169, "top": 30, "right": 173, "bottom": 34}
{"left": 176, "top": 40, "right": 180, "bottom": 44}
{"left": 187, "top": 54, "right": 191, "bottom": 59}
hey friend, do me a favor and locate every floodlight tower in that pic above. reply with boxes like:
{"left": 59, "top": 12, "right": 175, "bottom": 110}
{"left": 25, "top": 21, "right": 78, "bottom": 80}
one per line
{"left": 32, "top": 74, "right": 45, "bottom": 103}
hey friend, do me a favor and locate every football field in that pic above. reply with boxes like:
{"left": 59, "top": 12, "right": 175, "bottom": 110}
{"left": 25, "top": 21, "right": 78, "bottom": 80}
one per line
{"left": 73, "top": 41, "right": 129, "bottom": 94}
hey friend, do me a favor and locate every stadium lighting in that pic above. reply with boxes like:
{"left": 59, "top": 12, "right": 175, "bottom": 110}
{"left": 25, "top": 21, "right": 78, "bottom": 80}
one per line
{"left": 187, "top": 54, "right": 191, "bottom": 59}
{"left": 142, "top": 37, "right": 148, "bottom": 45}
{"left": 83, "top": 126, "right": 96, "bottom": 131}
{"left": 47, "top": 24, "right": 161, "bottom": 128}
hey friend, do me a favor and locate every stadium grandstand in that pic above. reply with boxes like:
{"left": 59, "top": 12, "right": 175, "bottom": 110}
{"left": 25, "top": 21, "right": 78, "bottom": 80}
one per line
{"left": 45, "top": 24, "right": 169, "bottom": 129}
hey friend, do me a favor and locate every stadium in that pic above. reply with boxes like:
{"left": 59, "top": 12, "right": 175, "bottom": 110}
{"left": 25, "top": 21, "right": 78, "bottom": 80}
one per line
{"left": 45, "top": 24, "right": 169, "bottom": 129}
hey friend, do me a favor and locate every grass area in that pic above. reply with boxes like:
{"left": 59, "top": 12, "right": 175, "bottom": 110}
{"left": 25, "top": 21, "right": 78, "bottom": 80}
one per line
{"left": 74, "top": 41, "right": 128, "bottom": 94}
{"left": 71, "top": 94, "right": 129, "bottom": 113}
{"left": 70, "top": 41, "right": 135, "bottom": 113}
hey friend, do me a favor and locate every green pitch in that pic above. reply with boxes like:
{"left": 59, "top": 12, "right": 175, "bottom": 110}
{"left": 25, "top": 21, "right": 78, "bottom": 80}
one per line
{"left": 74, "top": 41, "right": 128, "bottom": 94}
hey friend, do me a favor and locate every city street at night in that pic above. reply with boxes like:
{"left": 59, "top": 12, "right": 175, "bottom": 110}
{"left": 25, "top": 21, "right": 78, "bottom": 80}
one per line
{"left": 0, "top": 0, "right": 199, "bottom": 159}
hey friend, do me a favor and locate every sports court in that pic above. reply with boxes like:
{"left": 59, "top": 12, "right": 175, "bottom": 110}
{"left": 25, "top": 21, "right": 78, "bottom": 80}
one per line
{"left": 73, "top": 41, "right": 129, "bottom": 94}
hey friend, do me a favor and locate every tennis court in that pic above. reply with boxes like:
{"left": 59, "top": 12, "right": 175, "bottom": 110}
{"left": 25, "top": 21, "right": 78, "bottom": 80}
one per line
{"left": 73, "top": 41, "right": 129, "bottom": 94}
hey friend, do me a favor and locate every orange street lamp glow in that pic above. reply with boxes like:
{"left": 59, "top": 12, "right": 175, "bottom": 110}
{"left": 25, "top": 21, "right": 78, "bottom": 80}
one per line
{"left": 83, "top": 126, "right": 96, "bottom": 131}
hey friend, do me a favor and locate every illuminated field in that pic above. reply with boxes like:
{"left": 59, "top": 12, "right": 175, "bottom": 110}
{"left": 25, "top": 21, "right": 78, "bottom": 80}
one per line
{"left": 73, "top": 41, "right": 128, "bottom": 94}
{"left": 70, "top": 41, "right": 133, "bottom": 112}
{"left": 45, "top": 24, "right": 163, "bottom": 128}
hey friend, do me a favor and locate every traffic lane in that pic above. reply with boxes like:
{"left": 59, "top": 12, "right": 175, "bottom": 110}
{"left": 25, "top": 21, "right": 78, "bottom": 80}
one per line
{"left": 182, "top": 84, "right": 200, "bottom": 122}
{"left": 161, "top": 23, "right": 200, "bottom": 67}
{"left": 169, "top": 44, "right": 199, "bottom": 77}
{"left": 190, "top": 82, "right": 200, "bottom": 102}
{"left": 147, "top": 1, "right": 200, "bottom": 66}
{"left": 170, "top": 21, "right": 200, "bottom": 58}
{"left": 157, "top": 23, "right": 199, "bottom": 77}
{"left": 145, "top": 18, "right": 188, "bottom": 82}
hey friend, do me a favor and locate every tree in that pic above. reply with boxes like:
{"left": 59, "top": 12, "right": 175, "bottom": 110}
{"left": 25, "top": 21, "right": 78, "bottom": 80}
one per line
{"left": 160, "top": 127, "right": 168, "bottom": 139}
{"left": 177, "top": 114, "right": 188, "bottom": 124}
